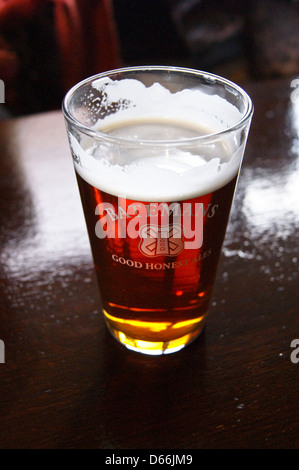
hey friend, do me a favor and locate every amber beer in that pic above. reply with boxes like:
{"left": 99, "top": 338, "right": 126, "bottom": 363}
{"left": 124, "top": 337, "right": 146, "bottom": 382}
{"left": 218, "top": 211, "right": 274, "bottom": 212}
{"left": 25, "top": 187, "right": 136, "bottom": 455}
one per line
{"left": 76, "top": 172, "right": 237, "bottom": 352}
{"left": 63, "top": 66, "right": 253, "bottom": 355}
{"left": 77, "top": 115, "right": 241, "bottom": 353}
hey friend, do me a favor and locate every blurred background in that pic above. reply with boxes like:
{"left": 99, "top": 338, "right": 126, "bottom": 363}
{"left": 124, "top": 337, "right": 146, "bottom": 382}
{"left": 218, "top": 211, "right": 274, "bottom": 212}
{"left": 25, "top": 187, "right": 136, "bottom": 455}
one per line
{"left": 0, "top": 0, "right": 298, "bottom": 118}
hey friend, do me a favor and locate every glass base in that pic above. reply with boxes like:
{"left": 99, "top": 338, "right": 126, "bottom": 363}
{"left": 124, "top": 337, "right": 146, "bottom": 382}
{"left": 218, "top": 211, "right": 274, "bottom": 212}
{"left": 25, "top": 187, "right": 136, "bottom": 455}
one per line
{"left": 105, "top": 322, "right": 204, "bottom": 355}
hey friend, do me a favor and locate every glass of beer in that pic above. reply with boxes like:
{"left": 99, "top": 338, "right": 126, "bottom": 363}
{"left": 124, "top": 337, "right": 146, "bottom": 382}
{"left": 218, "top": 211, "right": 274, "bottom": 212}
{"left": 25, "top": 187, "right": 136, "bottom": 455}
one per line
{"left": 63, "top": 66, "right": 253, "bottom": 355}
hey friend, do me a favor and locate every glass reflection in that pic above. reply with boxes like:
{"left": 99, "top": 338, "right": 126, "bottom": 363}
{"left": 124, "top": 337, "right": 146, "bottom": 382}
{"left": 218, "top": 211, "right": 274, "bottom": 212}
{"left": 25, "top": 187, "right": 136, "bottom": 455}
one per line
{"left": 242, "top": 96, "right": 299, "bottom": 236}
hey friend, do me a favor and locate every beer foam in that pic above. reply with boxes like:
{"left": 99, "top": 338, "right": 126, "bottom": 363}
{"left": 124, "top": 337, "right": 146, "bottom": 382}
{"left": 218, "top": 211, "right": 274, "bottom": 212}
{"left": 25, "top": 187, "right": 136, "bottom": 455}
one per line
{"left": 69, "top": 79, "right": 245, "bottom": 201}
{"left": 71, "top": 131, "right": 244, "bottom": 201}
{"left": 91, "top": 78, "right": 241, "bottom": 132}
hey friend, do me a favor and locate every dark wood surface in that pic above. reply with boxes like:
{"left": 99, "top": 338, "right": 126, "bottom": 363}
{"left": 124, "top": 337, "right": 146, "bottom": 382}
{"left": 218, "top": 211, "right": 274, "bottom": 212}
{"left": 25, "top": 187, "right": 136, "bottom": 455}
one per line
{"left": 0, "top": 78, "right": 298, "bottom": 449}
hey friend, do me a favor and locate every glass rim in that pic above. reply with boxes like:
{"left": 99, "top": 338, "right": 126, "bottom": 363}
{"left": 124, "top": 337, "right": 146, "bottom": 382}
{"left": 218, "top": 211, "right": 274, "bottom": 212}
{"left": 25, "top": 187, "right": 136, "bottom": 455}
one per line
{"left": 62, "top": 65, "right": 254, "bottom": 148}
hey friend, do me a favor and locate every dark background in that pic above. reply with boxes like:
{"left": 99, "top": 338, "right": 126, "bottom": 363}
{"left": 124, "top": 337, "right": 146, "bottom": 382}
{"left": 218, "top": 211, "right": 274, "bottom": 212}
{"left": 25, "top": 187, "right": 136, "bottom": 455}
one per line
{"left": 0, "top": 0, "right": 298, "bottom": 117}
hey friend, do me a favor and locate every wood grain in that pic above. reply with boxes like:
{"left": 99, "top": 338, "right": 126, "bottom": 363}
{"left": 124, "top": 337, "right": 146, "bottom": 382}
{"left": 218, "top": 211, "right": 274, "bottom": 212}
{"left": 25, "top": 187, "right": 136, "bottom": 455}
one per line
{"left": 0, "top": 79, "right": 298, "bottom": 449}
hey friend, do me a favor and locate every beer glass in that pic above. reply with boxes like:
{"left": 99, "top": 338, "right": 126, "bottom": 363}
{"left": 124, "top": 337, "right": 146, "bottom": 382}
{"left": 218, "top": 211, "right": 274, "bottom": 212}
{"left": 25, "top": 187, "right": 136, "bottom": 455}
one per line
{"left": 63, "top": 66, "right": 253, "bottom": 355}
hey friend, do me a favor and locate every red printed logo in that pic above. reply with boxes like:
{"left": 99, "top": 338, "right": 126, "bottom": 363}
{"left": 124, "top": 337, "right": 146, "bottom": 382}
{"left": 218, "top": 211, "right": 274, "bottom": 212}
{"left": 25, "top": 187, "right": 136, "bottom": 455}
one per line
{"left": 139, "top": 224, "right": 184, "bottom": 257}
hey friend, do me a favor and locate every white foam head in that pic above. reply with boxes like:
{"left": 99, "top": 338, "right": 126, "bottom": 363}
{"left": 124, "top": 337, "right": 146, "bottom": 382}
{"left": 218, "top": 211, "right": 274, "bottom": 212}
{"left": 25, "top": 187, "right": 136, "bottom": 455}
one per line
{"left": 68, "top": 76, "right": 249, "bottom": 201}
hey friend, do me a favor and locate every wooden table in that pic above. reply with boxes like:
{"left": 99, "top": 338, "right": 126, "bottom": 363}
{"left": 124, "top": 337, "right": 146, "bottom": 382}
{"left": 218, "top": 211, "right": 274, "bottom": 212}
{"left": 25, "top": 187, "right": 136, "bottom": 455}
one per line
{"left": 0, "top": 78, "right": 298, "bottom": 450}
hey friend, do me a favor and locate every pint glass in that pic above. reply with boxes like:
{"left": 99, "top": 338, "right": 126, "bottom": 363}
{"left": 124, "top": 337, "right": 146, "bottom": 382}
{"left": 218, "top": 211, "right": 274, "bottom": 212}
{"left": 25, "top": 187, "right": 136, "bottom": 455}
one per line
{"left": 63, "top": 66, "right": 253, "bottom": 355}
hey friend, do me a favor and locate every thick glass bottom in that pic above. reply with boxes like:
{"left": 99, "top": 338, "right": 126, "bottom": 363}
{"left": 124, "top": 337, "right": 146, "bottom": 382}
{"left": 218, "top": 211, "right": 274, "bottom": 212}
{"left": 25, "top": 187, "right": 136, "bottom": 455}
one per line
{"left": 103, "top": 309, "right": 206, "bottom": 355}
